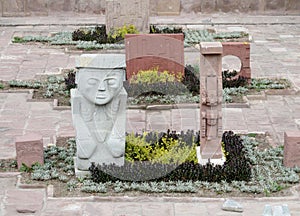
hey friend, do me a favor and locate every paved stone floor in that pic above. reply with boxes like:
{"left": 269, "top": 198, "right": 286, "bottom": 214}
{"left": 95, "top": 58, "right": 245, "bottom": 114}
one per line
{"left": 0, "top": 13, "right": 299, "bottom": 215}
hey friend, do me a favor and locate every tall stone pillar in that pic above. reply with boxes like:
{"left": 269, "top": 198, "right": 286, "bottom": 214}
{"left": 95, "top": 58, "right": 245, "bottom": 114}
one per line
{"left": 199, "top": 42, "right": 224, "bottom": 164}
{"left": 106, "top": 0, "right": 149, "bottom": 34}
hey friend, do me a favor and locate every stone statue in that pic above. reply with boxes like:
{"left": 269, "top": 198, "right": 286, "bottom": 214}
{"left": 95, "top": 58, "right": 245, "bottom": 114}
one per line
{"left": 71, "top": 54, "right": 127, "bottom": 171}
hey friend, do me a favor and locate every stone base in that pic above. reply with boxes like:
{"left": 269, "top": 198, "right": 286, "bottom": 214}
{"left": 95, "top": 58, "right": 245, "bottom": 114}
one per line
{"left": 74, "top": 157, "right": 90, "bottom": 178}
{"left": 196, "top": 147, "right": 225, "bottom": 166}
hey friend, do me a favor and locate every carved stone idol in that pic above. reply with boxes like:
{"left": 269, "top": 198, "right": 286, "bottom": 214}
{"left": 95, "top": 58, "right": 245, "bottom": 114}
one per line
{"left": 71, "top": 54, "right": 127, "bottom": 170}
{"left": 199, "top": 42, "right": 223, "bottom": 162}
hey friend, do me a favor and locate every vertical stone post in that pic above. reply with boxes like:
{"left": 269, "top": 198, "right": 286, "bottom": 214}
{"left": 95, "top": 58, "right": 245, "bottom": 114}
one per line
{"left": 106, "top": 0, "right": 149, "bottom": 34}
{"left": 199, "top": 42, "right": 224, "bottom": 164}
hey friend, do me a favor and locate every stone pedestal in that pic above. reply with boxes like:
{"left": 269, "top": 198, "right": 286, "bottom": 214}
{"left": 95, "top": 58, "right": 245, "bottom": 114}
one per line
{"left": 105, "top": 0, "right": 149, "bottom": 34}
{"left": 15, "top": 133, "right": 44, "bottom": 169}
{"left": 199, "top": 42, "right": 224, "bottom": 163}
{"left": 284, "top": 131, "right": 300, "bottom": 168}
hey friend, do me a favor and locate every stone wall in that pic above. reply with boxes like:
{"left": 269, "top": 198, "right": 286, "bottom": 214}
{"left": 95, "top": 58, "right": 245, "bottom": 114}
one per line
{"left": 1, "top": 0, "right": 299, "bottom": 16}
{"left": 0, "top": 0, "right": 106, "bottom": 16}
{"left": 180, "top": 0, "right": 300, "bottom": 14}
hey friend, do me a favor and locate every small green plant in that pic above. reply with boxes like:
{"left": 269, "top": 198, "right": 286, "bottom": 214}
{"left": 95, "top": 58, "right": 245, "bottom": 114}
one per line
{"left": 12, "top": 36, "right": 26, "bottom": 43}
{"left": 130, "top": 68, "right": 182, "bottom": 84}
{"left": 0, "top": 83, "right": 4, "bottom": 89}
{"left": 249, "top": 78, "right": 290, "bottom": 90}
{"left": 108, "top": 24, "right": 139, "bottom": 43}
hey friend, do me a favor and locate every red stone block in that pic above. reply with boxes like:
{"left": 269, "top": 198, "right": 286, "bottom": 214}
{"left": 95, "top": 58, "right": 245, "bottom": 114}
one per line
{"left": 15, "top": 133, "right": 44, "bottom": 169}
{"left": 125, "top": 34, "right": 184, "bottom": 80}
{"left": 222, "top": 42, "right": 251, "bottom": 79}
{"left": 284, "top": 131, "right": 300, "bottom": 168}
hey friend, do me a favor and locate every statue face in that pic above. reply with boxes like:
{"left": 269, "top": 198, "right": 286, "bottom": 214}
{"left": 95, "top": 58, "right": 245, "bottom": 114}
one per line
{"left": 77, "top": 69, "right": 123, "bottom": 105}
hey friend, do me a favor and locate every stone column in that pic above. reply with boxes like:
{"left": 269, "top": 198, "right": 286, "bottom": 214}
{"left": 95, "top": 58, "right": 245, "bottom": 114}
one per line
{"left": 199, "top": 42, "right": 224, "bottom": 164}
{"left": 105, "top": 0, "right": 149, "bottom": 34}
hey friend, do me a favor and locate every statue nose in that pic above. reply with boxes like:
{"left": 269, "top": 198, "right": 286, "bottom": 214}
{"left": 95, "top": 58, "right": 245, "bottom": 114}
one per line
{"left": 98, "top": 81, "right": 106, "bottom": 91}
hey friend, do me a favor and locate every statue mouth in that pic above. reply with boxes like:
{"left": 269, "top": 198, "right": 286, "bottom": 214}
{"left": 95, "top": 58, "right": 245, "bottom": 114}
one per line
{"left": 96, "top": 94, "right": 108, "bottom": 99}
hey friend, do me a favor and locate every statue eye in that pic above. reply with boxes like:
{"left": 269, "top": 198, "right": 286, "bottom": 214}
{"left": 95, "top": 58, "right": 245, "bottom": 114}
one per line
{"left": 107, "top": 79, "right": 117, "bottom": 85}
{"left": 87, "top": 78, "right": 98, "bottom": 85}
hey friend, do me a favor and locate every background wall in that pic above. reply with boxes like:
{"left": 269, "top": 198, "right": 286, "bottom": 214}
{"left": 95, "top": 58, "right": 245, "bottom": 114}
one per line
{"left": 0, "top": 0, "right": 299, "bottom": 17}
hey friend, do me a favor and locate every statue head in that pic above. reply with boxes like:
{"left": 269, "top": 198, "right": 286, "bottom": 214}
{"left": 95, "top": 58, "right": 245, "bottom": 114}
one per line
{"left": 77, "top": 69, "right": 123, "bottom": 105}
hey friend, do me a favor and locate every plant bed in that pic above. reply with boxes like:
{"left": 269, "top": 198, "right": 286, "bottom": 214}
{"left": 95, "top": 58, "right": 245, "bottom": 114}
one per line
{"left": 0, "top": 67, "right": 293, "bottom": 108}
{"left": 10, "top": 131, "right": 299, "bottom": 198}
{"left": 12, "top": 25, "right": 250, "bottom": 51}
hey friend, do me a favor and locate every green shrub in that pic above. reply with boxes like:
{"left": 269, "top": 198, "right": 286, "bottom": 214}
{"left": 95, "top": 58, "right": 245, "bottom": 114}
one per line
{"left": 125, "top": 130, "right": 198, "bottom": 164}
{"left": 90, "top": 131, "right": 252, "bottom": 183}
{"left": 249, "top": 78, "right": 290, "bottom": 90}
{"left": 108, "top": 24, "right": 139, "bottom": 43}
{"left": 222, "top": 70, "right": 248, "bottom": 88}
{"left": 12, "top": 36, "right": 26, "bottom": 43}
{"left": 64, "top": 70, "right": 77, "bottom": 91}
{"left": 72, "top": 25, "right": 108, "bottom": 44}
{"left": 0, "top": 83, "right": 4, "bottom": 89}
{"left": 130, "top": 68, "right": 182, "bottom": 84}
{"left": 124, "top": 81, "right": 189, "bottom": 98}
{"left": 150, "top": 25, "right": 183, "bottom": 34}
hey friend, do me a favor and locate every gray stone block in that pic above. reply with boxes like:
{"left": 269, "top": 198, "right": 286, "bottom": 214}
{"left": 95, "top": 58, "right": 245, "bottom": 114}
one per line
{"left": 222, "top": 199, "right": 243, "bottom": 213}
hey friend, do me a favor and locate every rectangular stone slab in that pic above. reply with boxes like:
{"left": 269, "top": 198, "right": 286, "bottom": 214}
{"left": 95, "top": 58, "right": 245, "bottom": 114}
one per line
{"left": 15, "top": 133, "right": 44, "bottom": 169}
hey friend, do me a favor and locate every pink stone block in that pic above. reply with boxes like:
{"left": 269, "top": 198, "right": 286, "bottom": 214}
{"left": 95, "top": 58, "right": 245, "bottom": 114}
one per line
{"left": 125, "top": 34, "right": 184, "bottom": 80}
{"left": 222, "top": 42, "right": 251, "bottom": 79}
{"left": 284, "top": 131, "right": 300, "bottom": 168}
{"left": 15, "top": 133, "right": 44, "bottom": 169}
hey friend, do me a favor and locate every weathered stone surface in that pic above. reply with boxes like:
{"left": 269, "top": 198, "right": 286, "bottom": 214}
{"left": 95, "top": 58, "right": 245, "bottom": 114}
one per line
{"left": 2, "top": 0, "right": 26, "bottom": 16}
{"left": 74, "top": 0, "right": 106, "bottom": 14}
{"left": 238, "top": 0, "right": 260, "bottom": 12}
{"left": 200, "top": 0, "right": 216, "bottom": 13}
{"left": 216, "top": 0, "right": 240, "bottom": 13}
{"left": 72, "top": 54, "right": 127, "bottom": 171}
{"left": 149, "top": 0, "right": 157, "bottom": 15}
{"left": 222, "top": 42, "right": 251, "bottom": 79}
{"left": 222, "top": 199, "right": 243, "bottom": 212}
{"left": 180, "top": 0, "right": 201, "bottom": 13}
{"left": 265, "top": 0, "right": 285, "bottom": 10}
{"left": 15, "top": 133, "right": 44, "bottom": 169}
{"left": 199, "top": 42, "right": 223, "bottom": 160}
{"left": 47, "top": 0, "right": 73, "bottom": 11}
{"left": 125, "top": 34, "right": 184, "bottom": 80}
{"left": 5, "top": 189, "right": 45, "bottom": 215}
{"left": 286, "top": 0, "right": 300, "bottom": 12}
{"left": 27, "top": 0, "right": 48, "bottom": 15}
{"left": 156, "top": 0, "right": 180, "bottom": 15}
{"left": 106, "top": 0, "right": 149, "bottom": 33}
{"left": 284, "top": 131, "right": 300, "bottom": 168}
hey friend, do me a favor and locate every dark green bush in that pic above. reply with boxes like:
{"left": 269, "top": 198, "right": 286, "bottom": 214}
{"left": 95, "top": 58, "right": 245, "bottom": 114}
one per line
{"left": 89, "top": 131, "right": 251, "bottom": 183}
{"left": 182, "top": 65, "right": 200, "bottom": 95}
{"left": 64, "top": 70, "right": 76, "bottom": 91}
{"left": 150, "top": 25, "right": 183, "bottom": 34}
{"left": 72, "top": 25, "right": 108, "bottom": 44}
{"left": 222, "top": 70, "right": 248, "bottom": 88}
{"left": 123, "top": 81, "right": 189, "bottom": 97}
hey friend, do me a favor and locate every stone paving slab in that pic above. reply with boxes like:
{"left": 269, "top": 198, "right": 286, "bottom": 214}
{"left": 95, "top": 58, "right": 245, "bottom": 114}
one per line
{"left": 37, "top": 197, "right": 300, "bottom": 216}
{"left": 0, "top": 13, "right": 299, "bottom": 216}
